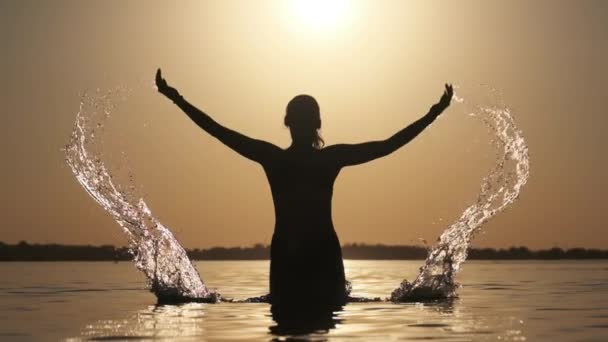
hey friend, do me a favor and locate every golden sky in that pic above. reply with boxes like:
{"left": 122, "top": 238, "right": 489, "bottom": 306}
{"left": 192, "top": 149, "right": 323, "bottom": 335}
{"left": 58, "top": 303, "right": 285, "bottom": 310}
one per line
{"left": 1, "top": 0, "right": 607, "bottom": 249}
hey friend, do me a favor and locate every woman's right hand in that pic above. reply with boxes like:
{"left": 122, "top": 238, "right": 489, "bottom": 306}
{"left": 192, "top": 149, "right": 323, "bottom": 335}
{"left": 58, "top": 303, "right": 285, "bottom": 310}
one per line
{"left": 155, "top": 68, "right": 180, "bottom": 101}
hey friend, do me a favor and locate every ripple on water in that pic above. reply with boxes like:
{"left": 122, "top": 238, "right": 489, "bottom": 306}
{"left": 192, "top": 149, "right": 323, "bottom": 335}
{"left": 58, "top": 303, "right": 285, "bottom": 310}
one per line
{"left": 88, "top": 335, "right": 156, "bottom": 340}
{"left": 586, "top": 324, "right": 608, "bottom": 329}
{"left": 408, "top": 323, "right": 451, "bottom": 328}
{"left": 536, "top": 307, "right": 603, "bottom": 312}
{"left": 0, "top": 333, "right": 31, "bottom": 338}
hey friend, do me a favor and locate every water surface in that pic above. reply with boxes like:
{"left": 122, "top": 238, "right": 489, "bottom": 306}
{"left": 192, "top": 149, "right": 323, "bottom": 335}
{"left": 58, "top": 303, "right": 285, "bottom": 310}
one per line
{"left": 1, "top": 260, "right": 606, "bottom": 341}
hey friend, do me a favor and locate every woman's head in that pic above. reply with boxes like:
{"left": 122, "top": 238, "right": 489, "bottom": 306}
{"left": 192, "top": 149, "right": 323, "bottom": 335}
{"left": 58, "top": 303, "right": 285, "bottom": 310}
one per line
{"left": 284, "top": 94, "right": 324, "bottom": 149}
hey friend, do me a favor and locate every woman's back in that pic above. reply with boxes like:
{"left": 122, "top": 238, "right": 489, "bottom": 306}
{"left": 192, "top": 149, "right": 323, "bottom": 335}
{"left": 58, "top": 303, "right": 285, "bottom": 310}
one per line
{"left": 263, "top": 147, "right": 341, "bottom": 236}
{"left": 262, "top": 146, "right": 348, "bottom": 307}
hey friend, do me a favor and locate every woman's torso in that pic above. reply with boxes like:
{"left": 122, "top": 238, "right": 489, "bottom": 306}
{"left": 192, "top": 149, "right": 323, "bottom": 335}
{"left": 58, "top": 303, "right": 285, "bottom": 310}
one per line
{"left": 262, "top": 147, "right": 340, "bottom": 237}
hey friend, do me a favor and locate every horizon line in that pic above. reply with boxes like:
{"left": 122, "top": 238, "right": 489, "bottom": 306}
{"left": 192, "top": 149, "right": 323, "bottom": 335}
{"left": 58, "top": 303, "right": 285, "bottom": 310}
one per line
{"left": 2, "top": 240, "right": 608, "bottom": 252}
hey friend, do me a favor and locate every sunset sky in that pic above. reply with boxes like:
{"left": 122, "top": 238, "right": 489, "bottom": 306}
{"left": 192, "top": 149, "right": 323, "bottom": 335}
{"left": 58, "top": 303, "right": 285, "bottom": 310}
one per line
{"left": 1, "top": 0, "right": 607, "bottom": 249}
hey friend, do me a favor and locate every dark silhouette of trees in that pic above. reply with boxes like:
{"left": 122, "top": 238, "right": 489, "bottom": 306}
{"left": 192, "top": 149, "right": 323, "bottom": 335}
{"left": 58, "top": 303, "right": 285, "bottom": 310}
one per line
{"left": 1, "top": 241, "right": 607, "bottom": 261}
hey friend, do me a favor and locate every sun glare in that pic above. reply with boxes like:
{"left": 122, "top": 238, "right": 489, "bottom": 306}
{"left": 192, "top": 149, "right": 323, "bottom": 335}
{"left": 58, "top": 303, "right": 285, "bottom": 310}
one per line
{"left": 289, "top": 0, "right": 351, "bottom": 32}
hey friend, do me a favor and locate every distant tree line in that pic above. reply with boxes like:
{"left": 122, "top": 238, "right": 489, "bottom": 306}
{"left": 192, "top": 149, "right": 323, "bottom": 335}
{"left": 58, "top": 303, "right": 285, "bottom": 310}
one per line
{"left": 0, "top": 241, "right": 132, "bottom": 261}
{"left": 1, "top": 241, "right": 607, "bottom": 261}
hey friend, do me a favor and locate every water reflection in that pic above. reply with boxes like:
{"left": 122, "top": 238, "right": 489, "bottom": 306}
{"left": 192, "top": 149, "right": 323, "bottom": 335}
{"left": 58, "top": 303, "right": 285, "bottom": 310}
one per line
{"left": 419, "top": 298, "right": 457, "bottom": 314}
{"left": 78, "top": 303, "right": 209, "bottom": 340}
{"left": 78, "top": 302, "right": 345, "bottom": 341}
{"left": 75, "top": 297, "right": 518, "bottom": 341}
{"left": 269, "top": 304, "right": 343, "bottom": 339}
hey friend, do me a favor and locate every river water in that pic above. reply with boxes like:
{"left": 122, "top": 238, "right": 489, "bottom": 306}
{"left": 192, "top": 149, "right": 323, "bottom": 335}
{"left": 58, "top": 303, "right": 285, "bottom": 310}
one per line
{"left": 1, "top": 260, "right": 606, "bottom": 341}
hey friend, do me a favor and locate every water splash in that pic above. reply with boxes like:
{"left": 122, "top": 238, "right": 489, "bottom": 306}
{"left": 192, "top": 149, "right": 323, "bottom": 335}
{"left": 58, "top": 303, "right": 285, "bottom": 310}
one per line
{"left": 64, "top": 87, "right": 219, "bottom": 303}
{"left": 391, "top": 86, "right": 530, "bottom": 301}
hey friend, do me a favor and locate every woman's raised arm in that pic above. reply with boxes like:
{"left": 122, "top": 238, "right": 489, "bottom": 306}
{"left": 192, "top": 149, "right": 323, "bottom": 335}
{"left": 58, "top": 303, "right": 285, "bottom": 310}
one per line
{"left": 325, "top": 84, "right": 453, "bottom": 167}
{"left": 155, "top": 69, "right": 280, "bottom": 164}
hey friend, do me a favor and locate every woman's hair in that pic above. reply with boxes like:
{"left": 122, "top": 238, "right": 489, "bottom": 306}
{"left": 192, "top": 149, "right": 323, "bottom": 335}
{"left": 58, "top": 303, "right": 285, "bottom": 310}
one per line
{"left": 284, "top": 95, "right": 324, "bottom": 149}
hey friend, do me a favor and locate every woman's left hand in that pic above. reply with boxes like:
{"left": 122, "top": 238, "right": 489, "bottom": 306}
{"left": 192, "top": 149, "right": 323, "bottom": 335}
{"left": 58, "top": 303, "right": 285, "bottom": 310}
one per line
{"left": 438, "top": 83, "right": 453, "bottom": 109}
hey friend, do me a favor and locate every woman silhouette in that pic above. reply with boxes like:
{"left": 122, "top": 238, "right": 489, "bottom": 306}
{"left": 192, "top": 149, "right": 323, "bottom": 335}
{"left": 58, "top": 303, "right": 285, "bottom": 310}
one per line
{"left": 155, "top": 69, "right": 453, "bottom": 308}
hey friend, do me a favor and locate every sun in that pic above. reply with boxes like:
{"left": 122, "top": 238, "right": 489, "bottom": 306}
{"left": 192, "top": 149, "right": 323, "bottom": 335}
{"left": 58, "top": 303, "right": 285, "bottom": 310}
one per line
{"left": 289, "top": 0, "right": 351, "bottom": 32}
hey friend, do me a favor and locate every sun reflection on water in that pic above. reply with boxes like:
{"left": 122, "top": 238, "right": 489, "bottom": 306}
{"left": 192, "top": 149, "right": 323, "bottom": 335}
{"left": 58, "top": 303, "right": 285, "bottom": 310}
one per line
{"left": 73, "top": 298, "right": 527, "bottom": 341}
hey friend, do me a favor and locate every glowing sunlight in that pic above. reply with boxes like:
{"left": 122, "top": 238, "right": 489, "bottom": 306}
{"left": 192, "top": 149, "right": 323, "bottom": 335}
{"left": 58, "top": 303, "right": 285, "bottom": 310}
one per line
{"left": 288, "top": 0, "right": 352, "bottom": 33}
